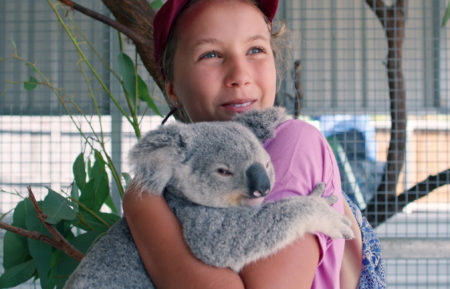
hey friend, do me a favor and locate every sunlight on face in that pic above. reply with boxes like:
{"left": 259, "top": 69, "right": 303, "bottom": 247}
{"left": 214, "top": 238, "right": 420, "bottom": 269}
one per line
{"left": 165, "top": 0, "right": 277, "bottom": 122}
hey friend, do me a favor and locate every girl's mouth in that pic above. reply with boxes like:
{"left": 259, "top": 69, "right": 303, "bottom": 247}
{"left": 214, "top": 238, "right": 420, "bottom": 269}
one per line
{"left": 222, "top": 100, "right": 255, "bottom": 113}
{"left": 232, "top": 102, "right": 252, "bottom": 108}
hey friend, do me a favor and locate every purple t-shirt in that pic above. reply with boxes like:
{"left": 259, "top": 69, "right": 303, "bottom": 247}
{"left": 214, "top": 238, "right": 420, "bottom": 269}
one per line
{"left": 263, "top": 119, "right": 345, "bottom": 289}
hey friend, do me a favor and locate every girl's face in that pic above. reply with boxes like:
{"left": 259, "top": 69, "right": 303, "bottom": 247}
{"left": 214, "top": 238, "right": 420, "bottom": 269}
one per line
{"left": 165, "top": 0, "right": 277, "bottom": 122}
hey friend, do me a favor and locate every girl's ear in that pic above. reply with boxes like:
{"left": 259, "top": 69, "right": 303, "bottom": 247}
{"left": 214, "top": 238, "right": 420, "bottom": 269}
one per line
{"left": 165, "top": 81, "right": 180, "bottom": 107}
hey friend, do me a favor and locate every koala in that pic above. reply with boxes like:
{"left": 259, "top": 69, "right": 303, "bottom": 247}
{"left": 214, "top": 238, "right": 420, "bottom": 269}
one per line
{"left": 64, "top": 107, "right": 353, "bottom": 289}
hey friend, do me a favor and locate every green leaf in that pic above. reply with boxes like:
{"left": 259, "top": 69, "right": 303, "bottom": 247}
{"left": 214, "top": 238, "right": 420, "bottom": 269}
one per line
{"left": 3, "top": 200, "right": 31, "bottom": 270}
{"left": 27, "top": 238, "right": 52, "bottom": 289}
{"left": 26, "top": 62, "right": 39, "bottom": 73}
{"left": 137, "top": 75, "right": 162, "bottom": 116}
{"left": 122, "top": 172, "right": 132, "bottom": 189}
{"left": 41, "top": 188, "right": 77, "bottom": 224}
{"left": 71, "top": 230, "right": 105, "bottom": 254}
{"left": 70, "top": 183, "right": 80, "bottom": 209}
{"left": 48, "top": 230, "right": 99, "bottom": 289}
{"left": 74, "top": 210, "right": 120, "bottom": 232}
{"left": 443, "top": 3, "right": 450, "bottom": 27}
{"left": 79, "top": 151, "right": 109, "bottom": 211}
{"left": 87, "top": 157, "right": 93, "bottom": 180}
{"left": 24, "top": 76, "right": 38, "bottom": 91}
{"left": 150, "top": 0, "right": 164, "bottom": 10}
{"left": 73, "top": 153, "right": 86, "bottom": 191}
{"left": 104, "top": 195, "right": 118, "bottom": 214}
{"left": 3, "top": 232, "right": 30, "bottom": 270}
{"left": 49, "top": 250, "right": 78, "bottom": 289}
{"left": 24, "top": 199, "right": 52, "bottom": 289}
{"left": 118, "top": 52, "right": 137, "bottom": 103}
{"left": 11, "top": 200, "right": 27, "bottom": 228}
{"left": 0, "top": 259, "right": 36, "bottom": 288}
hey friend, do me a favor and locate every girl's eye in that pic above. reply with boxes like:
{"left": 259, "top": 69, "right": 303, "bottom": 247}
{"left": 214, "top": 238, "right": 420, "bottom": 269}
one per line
{"left": 248, "top": 47, "right": 265, "bottom": 55}
{"left": 199, "top": 51, "right": 220, "bottom": 60}
{"left": 216, "top": 168, "right": 233, "bottom": 177}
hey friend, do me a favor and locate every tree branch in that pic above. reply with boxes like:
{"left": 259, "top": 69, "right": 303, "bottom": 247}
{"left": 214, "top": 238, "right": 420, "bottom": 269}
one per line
{"left": 0, "top": 221, "right": 62, "bottom": 249}
{"left": 58, "top": 0, "right": 191, "bottom": 122}
{"left": 59, "top": 0, "right": 147, "bottom": 45}
{"left": 365, "top": 169, "right": 450, "bottom": 227}
{"left": 363, "top": 0, "right": 408, "bottom": 223}
{"left": 0, "top": 187, "right": 84, "bottom": 262}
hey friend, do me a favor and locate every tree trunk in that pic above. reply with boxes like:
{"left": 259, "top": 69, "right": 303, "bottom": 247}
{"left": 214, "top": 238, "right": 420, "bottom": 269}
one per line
{"left": 363, "top": 0, "right": 408, "bottom": 226}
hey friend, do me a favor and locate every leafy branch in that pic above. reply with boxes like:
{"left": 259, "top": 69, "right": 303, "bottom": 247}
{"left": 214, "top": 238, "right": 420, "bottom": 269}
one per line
{"left": 0, "top": 2, "right": 164, "bottom": 287}
{"left": 0, "top": 188, "right": 84, "bottom": 262}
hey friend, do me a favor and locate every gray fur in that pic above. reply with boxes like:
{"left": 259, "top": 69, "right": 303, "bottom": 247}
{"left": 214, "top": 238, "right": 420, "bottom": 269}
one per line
{"left": 64, "top": 107, "right": 353, "bottom": 288}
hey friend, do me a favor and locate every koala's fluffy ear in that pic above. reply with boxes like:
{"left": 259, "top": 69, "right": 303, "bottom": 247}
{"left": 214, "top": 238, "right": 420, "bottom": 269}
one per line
{"left": 232, "top": 107, "right": 290, "bottom": 143}
{"left": 128, "top": 123, "right": 191, "bottom": 195}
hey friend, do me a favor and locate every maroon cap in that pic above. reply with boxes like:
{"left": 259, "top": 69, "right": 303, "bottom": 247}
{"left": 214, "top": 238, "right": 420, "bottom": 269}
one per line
{"left": 153, "top": 0, "right": 279, "bottom": 73}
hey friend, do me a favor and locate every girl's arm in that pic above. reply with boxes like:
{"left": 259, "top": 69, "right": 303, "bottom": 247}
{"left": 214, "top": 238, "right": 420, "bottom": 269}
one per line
{"left": 240, "top": 235, "right": 320, "bottom": 289}
{"left": 122, "top": 182, "right": 245, "bottom": 289}
{"left": 123, "top": 181, "right": 320, "bottom": 289}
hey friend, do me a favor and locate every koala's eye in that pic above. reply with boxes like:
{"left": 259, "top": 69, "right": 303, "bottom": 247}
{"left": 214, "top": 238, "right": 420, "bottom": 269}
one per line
{"left": 216, "top": 168, "right": 233, "bottom": 177}
{"left": 265, "top": 162, "right": 270, "bottom": 169}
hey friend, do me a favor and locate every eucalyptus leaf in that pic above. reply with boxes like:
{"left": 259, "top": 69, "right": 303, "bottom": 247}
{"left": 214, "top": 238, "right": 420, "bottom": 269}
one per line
{"left": 118, "top": 52, "right": 137, "bottom": 103}
{"left": 87, "top": 158, "right": 93, "bottom": 180}
{"left": 443, "top": 3, "right": 450, "bottom": 27}
{"left": 49, "top": 231, "right": 98, "bottom": 289}
{"left": 26, "top": 62, "right": 39, "bottom": 73}
{"left": 24, "top": 199, "right": 52, "bottom": 289}
{"left": 27, "top": 238, "right": 52, "bottom": 289}
{"left": 150, "top": 0, "right": 164, "bottom": 10}
{"left": 71, "top": 230, "right": 105, "bottom": 254}
{"left": 79, "top": 151, "right": 109, "bottom": 211}
{"left": 73, "top": 153, "right": 86, "bottom": 191}
{"left": 122, "top": 172, "right": 132, "bottom": 188}
{"left": 104, "top": 195, "right": 118, "bottom": 214}
{"left": 24, "top": 76, "right": 38, "bottom": 91}
{"left": 41, "top": 188, "right": 77, "bottom": 224}
{"left": 11, "top": 200, "right": 26, "bottom": 228}
{"left": 3, "top": 200, "right": 31, "bottom": 270}
{"left": 0, "top": 259, "right": 36, "bottom": 288}
{"left": 70, "top": 183, "right": 80, "bottom": 209}
{"left": 137, "top": 75, "right": 162, "bottom": 116}
{"left": 3, "top": 232, "right": 30, "bottom": 270}
{"left": 73, "top": 210, "right": 120, "bottom": 232}
{"left": 50, "top": 251, "right": 79, "bottom": 289}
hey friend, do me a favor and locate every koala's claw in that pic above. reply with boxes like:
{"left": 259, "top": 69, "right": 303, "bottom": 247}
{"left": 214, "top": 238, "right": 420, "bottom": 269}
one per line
{"left": 310, "top": 182, "right": 326, "bottom": 196}
{"left": 310, "top": 183, "right": 338, "bottom": 206}
{"left": 302, "top": 183, "right": 355, "bottom": 240}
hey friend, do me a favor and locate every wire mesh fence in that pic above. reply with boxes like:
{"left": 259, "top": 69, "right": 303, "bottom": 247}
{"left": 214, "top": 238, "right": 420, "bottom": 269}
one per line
{"left": 0, "top": 0, "right": 449, "bottom": 288}
{"left": 280, "top": 0, "right": 450, "bottom": 288}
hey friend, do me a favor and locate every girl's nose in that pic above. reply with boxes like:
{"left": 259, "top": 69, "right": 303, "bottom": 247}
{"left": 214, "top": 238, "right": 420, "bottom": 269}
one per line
{"left": 224, "top": 57, "right": 251, "bottom": 88}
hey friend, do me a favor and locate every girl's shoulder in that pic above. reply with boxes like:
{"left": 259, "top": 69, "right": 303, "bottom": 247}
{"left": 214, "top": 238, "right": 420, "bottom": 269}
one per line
{"left": 265, "top": 118, "right": 328, "bottom": 151}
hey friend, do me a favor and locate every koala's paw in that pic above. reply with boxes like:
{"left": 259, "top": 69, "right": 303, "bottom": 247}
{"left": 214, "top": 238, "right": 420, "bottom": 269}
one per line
{"left": 323, "top": 210, "right": 354, "bottom": 240}
{"left": 307, "top": 184, "right": 354, "bottom": 240}
{"left": 310, "top": 182, "right": 338, "bottom": 206}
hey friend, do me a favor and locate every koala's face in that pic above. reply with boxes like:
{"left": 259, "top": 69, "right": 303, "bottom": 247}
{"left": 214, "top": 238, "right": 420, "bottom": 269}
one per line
{"left": 171, "top": 122, "right": 275, "bottom": 208}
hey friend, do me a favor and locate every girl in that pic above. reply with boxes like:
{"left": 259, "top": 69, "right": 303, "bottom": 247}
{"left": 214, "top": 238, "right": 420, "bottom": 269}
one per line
{"left": 123, "top": 0, "right": 384, "bottom": 288}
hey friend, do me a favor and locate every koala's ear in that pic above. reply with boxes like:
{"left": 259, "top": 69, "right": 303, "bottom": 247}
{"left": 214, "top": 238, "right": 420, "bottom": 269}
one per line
{"left": 128, "top": 123, "right": 191, "bottom": 194}
{"left": 232, "top": 107, "right": 290, "bottom": 143}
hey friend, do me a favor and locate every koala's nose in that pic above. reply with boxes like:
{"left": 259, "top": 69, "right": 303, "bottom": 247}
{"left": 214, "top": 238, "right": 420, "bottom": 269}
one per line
{"left": 246, "top": 163, "right": 271, "bottom": 198}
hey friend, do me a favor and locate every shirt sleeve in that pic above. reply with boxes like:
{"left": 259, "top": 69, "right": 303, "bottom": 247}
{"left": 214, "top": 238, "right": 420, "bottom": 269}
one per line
{"left": 263, "top": 119, "right": 344, "bottom": 212}
{"left": 263, "top": 119, "right": 345, "bottom": 287}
